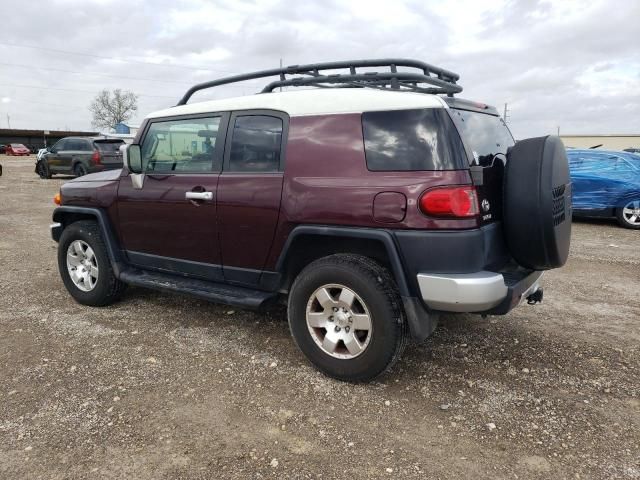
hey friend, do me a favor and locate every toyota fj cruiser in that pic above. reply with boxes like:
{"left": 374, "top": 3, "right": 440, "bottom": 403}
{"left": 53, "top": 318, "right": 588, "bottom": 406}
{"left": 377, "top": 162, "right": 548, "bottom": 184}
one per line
{"left": 50, "top": 59, "right": 571, "bottom": 381}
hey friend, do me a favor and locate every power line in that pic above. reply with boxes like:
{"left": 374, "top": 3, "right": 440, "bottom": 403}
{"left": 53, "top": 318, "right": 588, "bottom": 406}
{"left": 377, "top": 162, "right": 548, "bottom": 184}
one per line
{"left": 0, "top": 82, "right": 176, "bottom": 99}
{"left": 0, "top": 61, "right": 196, "bottom": 86}
{"left": 0, "top": 41, "right": 239, "bottom": 74}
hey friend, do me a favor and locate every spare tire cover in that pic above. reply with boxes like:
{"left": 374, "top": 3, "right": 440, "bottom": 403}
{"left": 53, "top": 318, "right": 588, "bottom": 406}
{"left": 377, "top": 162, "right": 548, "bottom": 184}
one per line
{"left": 504, "top": 136, "right": 571, "bottom": 270}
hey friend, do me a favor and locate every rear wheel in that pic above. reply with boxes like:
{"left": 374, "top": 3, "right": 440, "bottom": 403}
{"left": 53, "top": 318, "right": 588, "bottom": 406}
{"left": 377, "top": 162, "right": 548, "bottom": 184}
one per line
{"left": 74, "top": 163, "right": 88, "bottom": 177}
{"left": 58, "top": 220, "right": 126, "bottom": 306}
{"left": 616, "top": 200, "right": 640, "bottom": 229}
{"left": 288, "top": 254, "right": 408, "bottom": 382}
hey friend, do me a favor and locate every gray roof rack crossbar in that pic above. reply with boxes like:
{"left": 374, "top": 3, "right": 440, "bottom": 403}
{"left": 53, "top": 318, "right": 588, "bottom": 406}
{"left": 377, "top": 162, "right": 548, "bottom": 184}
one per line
{"left": 176, "top": 58, "right": 462, "bottom": 105}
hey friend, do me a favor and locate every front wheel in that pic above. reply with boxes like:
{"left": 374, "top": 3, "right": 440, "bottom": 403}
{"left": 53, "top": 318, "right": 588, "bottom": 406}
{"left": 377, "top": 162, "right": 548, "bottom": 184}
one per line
{"left": 616, "top": 200, "right": 640, "bottom": 229}
{"left": 288, "top": 254, "right": 408, "bottom": 382}
{"left": 58, "top": 220, "right": 127, "bottom": 306}
{"left": 36, "top": 160, "right": 51, "bottom": 179}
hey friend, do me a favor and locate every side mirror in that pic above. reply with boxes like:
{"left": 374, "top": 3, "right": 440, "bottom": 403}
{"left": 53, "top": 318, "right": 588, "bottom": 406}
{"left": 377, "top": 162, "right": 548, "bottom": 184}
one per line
{"left": 125, "top": 144, "right": 142, "bottom": 173}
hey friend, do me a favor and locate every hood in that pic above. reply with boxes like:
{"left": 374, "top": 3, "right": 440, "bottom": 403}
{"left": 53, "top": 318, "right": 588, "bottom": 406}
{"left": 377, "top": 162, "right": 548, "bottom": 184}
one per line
{"left": 68, "top": 168, "right": 123, "bottom": 183}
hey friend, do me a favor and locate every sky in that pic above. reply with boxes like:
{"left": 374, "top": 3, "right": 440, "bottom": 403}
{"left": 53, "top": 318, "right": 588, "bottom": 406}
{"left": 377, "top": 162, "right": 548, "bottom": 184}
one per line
{"left": 0, "top": 0, "right": 638, "bottom": 139}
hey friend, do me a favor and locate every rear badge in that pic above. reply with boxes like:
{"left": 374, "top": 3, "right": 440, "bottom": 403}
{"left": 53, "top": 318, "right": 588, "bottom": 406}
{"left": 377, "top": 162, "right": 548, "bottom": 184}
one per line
{"left": 481, "top": 199, "right": 492, "bottom": 220}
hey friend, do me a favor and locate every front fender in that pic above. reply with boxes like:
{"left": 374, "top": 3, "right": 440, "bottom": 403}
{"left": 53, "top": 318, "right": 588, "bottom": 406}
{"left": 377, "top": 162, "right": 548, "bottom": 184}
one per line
{"left": 52, "top": 206, "right": 126, "bottom": 276}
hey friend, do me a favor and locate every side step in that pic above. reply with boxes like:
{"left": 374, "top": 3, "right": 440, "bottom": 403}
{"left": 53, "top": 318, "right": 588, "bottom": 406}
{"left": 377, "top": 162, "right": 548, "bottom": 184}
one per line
{"left": 119, "top": 268, "right": 278, "bottom": 310}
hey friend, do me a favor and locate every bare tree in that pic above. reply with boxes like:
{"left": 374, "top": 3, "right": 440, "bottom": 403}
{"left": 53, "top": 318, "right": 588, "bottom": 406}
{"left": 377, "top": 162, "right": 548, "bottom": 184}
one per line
{"left": 89, "top": 89, "right": 138, "bottom": 131}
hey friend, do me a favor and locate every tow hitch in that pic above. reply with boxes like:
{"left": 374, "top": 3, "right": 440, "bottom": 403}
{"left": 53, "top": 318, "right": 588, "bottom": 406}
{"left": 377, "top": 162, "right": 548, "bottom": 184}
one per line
{"left": 526, "top": 288, "right": 544, "bottom": 305}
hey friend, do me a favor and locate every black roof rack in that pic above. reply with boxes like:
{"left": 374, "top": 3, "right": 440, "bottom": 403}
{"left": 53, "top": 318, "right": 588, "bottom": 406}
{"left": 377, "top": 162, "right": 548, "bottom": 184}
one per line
{"left": 176, "top": 59, "right": 462, "bottom": 106}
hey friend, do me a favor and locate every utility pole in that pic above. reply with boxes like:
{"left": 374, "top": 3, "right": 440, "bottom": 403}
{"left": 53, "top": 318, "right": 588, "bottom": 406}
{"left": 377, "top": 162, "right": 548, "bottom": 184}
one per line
{"left": 557, "top": 126, "right": 560, "bottom": 136}
{"left": 6, "top": 114, "right": 10, "bottom": 129}
{"left": 502, "top": 103, "right": 509, "bottom": 124}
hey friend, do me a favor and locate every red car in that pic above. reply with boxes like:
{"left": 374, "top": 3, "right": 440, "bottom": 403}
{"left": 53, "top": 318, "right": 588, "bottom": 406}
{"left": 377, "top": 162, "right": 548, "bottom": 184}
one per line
{"left": 5, "top": 143, "right": 30, "bottom": 156}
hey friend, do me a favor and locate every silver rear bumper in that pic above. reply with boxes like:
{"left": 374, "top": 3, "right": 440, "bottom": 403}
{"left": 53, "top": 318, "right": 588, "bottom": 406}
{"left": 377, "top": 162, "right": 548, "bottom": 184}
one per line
{"left": 417, "top": 270, "right": 542, "bottom": 313}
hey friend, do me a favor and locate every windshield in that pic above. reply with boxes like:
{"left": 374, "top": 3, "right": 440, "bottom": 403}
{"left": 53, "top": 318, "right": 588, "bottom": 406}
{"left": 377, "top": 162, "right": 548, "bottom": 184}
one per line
{"left": 449, "top": 109, "right": 515, "bottom": 166}
{"left": 11, "top": 144, "right": 26, "bottom": 148}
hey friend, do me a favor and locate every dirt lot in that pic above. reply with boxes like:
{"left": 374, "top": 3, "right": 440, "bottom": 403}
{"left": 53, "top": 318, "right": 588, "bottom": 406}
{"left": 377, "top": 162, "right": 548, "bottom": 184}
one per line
{"left": 0, "top": 155, "right": 638, "bottom": 479}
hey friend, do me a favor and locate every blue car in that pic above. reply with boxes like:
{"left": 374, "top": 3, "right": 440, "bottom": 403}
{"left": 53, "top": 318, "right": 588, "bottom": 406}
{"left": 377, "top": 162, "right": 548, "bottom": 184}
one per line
{"left": 567, "top": 149, "right": 640, "bottom": 229}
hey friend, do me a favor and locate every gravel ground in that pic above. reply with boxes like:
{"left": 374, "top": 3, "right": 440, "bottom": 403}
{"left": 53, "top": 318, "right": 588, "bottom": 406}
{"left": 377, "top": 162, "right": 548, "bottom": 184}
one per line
{"left": 0, "top": 155, "right": 638, "bottom": 479}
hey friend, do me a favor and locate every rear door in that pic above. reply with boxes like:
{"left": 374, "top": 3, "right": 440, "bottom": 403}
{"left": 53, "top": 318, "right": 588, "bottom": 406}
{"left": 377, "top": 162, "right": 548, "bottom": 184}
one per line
{"left": 94, "top": 139, "right": 125, "bottom": 168}
{"left": 117, "top": 113, "right": 229, "bottom": 280}
{"left": 448, "top": 107, "right": 515, "bottom": 225}
{"left": 217, "top": 111, "right": 287, "bottom": 285}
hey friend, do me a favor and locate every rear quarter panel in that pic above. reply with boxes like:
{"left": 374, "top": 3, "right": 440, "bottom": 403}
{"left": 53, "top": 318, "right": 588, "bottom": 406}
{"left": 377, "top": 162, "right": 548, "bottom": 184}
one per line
{"left": 266, "top": 113, "right": 474, "bottom": 268}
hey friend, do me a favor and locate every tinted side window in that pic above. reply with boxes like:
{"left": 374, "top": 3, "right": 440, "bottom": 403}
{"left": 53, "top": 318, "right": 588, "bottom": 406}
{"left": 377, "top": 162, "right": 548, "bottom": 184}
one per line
{"left": 228, "top": 116, "right": 283, "bottom": 173}
{"left": 141, "top": 117, "right": 222, "bottom": 173}
{"left": 67, "top": 139, "right": 90, "bottom": 151}
{"left": 449, "top": 109, "right": 515, "bottom": 166}
{"left": 54, "top": 139, "right": 68, "bottom": 151}
{"left": 362, "top": 109, "right": 466, "bottom": 171}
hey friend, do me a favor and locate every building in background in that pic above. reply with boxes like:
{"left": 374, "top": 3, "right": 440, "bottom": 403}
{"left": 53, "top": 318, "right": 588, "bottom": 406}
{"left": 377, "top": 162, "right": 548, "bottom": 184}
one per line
{"left": 114, "top": 123, "right": 139, "bottom": 136}
{"left": 560, "top": 134, "right": 640, "bottom": 151}
{"left": 0, "top": 128, "right": 99, "bottom": 152}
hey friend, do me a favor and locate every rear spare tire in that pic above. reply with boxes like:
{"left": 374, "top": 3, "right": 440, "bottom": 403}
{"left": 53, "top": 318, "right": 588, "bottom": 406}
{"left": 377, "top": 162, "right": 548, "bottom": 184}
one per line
{"left": 504, "top": 135, "right": 571, "bottom": 270}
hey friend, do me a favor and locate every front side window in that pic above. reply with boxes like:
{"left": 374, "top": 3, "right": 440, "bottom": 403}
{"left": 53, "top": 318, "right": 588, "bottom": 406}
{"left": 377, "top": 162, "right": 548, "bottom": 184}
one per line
{"left": 141, "top": 116, "right": 222, "bottom": 173}
{"left": 228, "top": 115, "right": 283, "bottom": 173}
{"left": 53, "top": 139, "right": 68, "bottom": 151}
{"left": 362, "top": 109, "right": 467, "bottom": 171}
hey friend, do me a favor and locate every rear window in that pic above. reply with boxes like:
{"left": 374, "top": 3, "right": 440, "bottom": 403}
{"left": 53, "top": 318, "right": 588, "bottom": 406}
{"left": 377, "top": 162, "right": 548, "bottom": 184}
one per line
{"left": 449, "top": 109, "right": 515, "bottom": 166}
{"left": 94, "top": 140, "right": 124, "bottom": 153}
{"left": 362, "top": 109, "right": 467, "bottom": 171}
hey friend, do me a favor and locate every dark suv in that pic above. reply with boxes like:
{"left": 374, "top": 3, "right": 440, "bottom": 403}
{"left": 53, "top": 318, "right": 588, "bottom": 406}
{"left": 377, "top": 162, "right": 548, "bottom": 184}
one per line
{"left": 36, "top": 136, "right": 125, "bottom": 178}
{"left": 50, "top": 60, "right": 571, "bottom": 381}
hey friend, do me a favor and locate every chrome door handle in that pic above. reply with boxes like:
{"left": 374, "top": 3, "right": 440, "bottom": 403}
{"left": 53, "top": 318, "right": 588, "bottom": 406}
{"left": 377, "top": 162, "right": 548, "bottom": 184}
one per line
{"left": 185, "top": 191, "right": 213, "bottom": 201}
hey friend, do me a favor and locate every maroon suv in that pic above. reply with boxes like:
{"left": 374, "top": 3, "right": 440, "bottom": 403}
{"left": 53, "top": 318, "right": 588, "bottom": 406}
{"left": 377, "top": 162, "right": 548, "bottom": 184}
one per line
{"left": 50, "top": 60, "right": 571, "bottom": 381}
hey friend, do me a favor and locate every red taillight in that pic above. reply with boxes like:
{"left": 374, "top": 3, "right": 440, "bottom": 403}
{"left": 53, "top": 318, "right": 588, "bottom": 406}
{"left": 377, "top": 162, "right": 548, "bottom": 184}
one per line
{"left": 92, "top": 150, "right": 101, "bottom": 165}
{"left": 419, "top": 186, "right": 479, "bottom": 218}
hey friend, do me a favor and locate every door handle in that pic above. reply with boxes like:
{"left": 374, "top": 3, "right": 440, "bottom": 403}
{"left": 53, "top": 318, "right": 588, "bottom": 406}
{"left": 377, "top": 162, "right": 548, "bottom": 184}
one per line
{"left": 185, "top": 191, "right": 213, "bottom": 201}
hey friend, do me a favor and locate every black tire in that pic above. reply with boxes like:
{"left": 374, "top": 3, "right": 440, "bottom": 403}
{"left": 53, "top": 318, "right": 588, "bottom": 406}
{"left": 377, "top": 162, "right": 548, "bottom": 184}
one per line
{"left": 288, "top": 254, "right": 408, "bottom": 382}
{"left": 74, "top": 163, "right": 88, "bottom": 177}
{"left": 36, "top": 160, "right": 51, "bottom": 179}
{"left": 616, "top": 199, "right": 640, "bottom": 229}
{"left": 504, "top": 135, "right": 572, "bottom": 270}
{"left": 57, "top": 220, "right": 126, "bottom": 306}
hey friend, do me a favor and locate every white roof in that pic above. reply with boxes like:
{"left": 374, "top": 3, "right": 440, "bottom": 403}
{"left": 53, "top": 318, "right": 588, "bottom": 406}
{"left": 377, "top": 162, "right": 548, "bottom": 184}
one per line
{"left": 146, "top": 88, "right": 448, "bottom": 119}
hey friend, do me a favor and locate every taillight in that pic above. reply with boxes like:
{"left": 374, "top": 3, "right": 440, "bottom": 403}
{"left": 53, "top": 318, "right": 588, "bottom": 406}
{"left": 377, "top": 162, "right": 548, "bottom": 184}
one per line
{"left": 92, "top": 150, "right": 101, "bottom": 165}
{"left": 54, "top": 192, "right": 61, "bottom": 205}
{"left": 419, "top": 186, "right": 479, "bottom": 218}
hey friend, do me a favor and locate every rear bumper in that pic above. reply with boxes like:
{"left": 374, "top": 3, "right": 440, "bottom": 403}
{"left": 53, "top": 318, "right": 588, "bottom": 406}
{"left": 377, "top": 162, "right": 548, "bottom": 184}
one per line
{"left": 417, "top": 270, "right": 542, "bottom": 314}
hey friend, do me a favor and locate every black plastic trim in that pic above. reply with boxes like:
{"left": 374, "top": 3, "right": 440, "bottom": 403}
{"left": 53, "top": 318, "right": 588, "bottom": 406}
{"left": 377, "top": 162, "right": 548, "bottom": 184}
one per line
{"left": 125, "top": 250, "right": 224, "bottom": 282}
{"left": 52, "top": 206, "right": 126, "bottom": 276}
{"left": 275, "top": 225, "right": 411, "bottom": 297}
{"left": 482, "top": 270, "right": 543, "bottom": 315}
{"left": 119, "top": 268, "right": 277, "bottom": 310}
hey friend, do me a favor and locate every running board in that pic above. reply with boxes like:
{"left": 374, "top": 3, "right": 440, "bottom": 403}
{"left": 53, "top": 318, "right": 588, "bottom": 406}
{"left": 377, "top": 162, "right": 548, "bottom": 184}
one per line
{"left": 119, "top": 268, "right": 277, "bottom": 310}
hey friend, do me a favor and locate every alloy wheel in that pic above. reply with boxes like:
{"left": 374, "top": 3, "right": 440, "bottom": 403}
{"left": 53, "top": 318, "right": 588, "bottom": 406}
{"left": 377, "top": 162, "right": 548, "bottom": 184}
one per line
{"left": 622, "top": 200, "right": 640, "bottom": 226}
{"left": 305, "top": 284, "right": 373, "bottom": 359}
{"left": 66, "top": 240, "right": 99, "bottom": 292}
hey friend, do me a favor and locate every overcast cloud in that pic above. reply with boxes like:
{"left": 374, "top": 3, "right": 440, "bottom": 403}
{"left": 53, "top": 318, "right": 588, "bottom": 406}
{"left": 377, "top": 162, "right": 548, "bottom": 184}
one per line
{"left": 0, "top": 0, "right": 638, "bottom": 139}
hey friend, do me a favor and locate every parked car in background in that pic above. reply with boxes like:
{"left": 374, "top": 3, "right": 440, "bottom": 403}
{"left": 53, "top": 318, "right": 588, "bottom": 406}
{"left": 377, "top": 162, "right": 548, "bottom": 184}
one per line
{"left": 35, "top": 137, "right": 125, "bottom": 179}
{"left": 5, "top": 143, "right": 30, "bottom": 156}
{"left": 567, "top": 149, "right": 640, "bottom": 229}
